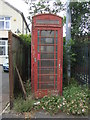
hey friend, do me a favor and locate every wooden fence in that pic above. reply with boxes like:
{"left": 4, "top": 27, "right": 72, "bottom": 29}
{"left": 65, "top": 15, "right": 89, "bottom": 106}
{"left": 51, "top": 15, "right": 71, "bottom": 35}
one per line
{"left": 8, "top": 31, "right": 31, "bottom": 109}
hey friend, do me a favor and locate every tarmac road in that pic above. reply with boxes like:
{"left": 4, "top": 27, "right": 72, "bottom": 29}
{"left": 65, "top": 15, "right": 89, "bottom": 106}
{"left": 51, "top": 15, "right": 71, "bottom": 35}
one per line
{"left": 0, "top": 66, "right": 9, "bottom": 112}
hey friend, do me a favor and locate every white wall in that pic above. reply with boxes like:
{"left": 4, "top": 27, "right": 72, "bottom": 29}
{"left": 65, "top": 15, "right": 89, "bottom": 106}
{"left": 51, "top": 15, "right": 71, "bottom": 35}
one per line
{"left": 0, "top": 0, "right": 22, "bottom": 35}
{"left": 0, "top": 0, "right": 29, "bottom": 64}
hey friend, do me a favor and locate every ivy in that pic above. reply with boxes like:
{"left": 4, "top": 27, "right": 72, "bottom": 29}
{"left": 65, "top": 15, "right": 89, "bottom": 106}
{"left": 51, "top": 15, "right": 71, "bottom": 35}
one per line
{"left": 19, "top": 34, "right": 31, "bottom": 46}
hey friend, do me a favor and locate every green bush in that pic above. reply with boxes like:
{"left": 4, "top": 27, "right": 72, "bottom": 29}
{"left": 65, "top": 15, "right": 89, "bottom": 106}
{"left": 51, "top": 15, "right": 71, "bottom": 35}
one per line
{"left": 39, "top": 95, "right": 63, "bottom": 114}
{"left": 34, "top": 83, "right": 89, "bottom": 115}
{"left": 63, "top": 84, "right": 89, "bottom": 115}
{"left": 19, "top": 34, "right": 31, "bottom": 46}
{"left": 63, "top": 37, "right": 76, "bottom": 86}
{"left": 14, "top": 97, "right": 34, "bottom": 113}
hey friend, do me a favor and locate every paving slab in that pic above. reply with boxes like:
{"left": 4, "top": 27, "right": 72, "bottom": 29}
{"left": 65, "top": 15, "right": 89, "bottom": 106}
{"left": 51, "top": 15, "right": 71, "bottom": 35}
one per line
{"left": 1, "top": 108, "right": 89, "bottom": 120}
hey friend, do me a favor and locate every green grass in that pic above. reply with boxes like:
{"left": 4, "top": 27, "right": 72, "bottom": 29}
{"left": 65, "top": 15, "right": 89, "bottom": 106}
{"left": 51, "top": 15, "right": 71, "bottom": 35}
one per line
{"left": 14, "top": 96, "right": 35, "bottom": 113}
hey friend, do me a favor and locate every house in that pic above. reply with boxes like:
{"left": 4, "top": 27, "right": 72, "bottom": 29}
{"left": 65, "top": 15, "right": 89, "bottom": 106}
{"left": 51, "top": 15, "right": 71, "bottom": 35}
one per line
{"left": 0, "top": 0, "right": 30, "bottom": 64}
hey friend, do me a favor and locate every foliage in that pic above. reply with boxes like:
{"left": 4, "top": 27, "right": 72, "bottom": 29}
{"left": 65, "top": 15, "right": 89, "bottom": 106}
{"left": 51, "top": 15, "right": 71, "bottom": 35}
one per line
{"left": 37, "top": 95, "right": 63, "bottom": 114}
{"left": 25, "top": 0, "right": 66, "bottom": 23}
{"left": 34, "top": 81, "right": 89, "bottom": 115}
{"left": 69, "top": 2, "right": 89, "bottom": 39}
{"left": 62, "top": 16, "right": 66, "bottom": 26}
{"left": 14, "top": 80, "right": 34, "bottom": 112}
{"left": 14, "top": 79, "right": 89, "bottom": 116}
{"left": 63, "top": 82, "right": 89, "bottom": 115}
{"left": 63, "top": 37, "right": 76, "bottom": 84}
{"left": 14, "top": 97, "right": 34, "bottom": 112}
{"left": 19, "top": 34, "right": 31, "bottom": 46}
{"left": 24, "top": 80, "right": 32, "bottom": 97}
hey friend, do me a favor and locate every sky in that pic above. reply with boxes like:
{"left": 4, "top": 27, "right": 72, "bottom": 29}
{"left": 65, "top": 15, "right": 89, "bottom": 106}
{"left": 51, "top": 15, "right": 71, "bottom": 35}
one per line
{"left": 5, "top": 0, "right": 29, "bottom": 21}
{"left": 5, "top": 0, "right": 66, "bottom": 36}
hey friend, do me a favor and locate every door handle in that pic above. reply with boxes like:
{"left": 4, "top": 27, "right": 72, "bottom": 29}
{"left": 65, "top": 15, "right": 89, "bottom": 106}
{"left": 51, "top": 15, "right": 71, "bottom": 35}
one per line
{"left": 34, "top": 58, "right": 36, "bottom": 62}
{"left": 59, "top": 64, "right": 60, "bottom": 69}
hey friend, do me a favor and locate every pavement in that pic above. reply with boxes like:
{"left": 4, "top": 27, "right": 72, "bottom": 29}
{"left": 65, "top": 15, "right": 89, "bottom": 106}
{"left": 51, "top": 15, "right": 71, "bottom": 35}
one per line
{"left": 1, "top": 109, "right": 89, "bottom": 120}
{"left": 0, "top": 66, "right": 9, "bottom": 120}
{"left": 0, "top": 66, "right": 2, "bottom": 120}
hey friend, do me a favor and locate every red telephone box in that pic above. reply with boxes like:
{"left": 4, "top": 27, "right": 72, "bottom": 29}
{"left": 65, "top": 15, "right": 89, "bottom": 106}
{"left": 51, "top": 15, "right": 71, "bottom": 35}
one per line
{"left": 31, "top": 14, "right": 63, "bottom": 98}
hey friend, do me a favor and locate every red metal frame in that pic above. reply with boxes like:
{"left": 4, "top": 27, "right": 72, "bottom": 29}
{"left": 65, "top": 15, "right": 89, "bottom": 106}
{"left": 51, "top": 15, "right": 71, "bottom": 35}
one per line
{"left": 31, "top": 14, "right": 63, "bottom": 98}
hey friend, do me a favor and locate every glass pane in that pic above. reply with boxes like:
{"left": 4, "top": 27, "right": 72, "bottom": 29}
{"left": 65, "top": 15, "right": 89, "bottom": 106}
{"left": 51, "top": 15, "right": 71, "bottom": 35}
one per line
{"left": 0, "top": 47, "right": 5, "bottom": 55}
{"left": 38, "top": 68, "right": 57, "bottom": 74}
{"left": 5, "top": 21, "right": 10, "bottom": 29}
{"left": 36, "top": 20, "right": 59, "bottom": 24}
{"left": 41, "top": 60, "right": 54, "bottom": 67}
{"left": 41, "top": 38, "right": 54, "bottom": 44}
{"left": 0, "top": 17, "right": 4, "bottom": 20}
{"left": 41, "top": 84, "right": 54, "bottom": 89}
{"left": 41, "top": 68, "right": 54, "bottom": 74}
{"left": 40, "top": 46, "right": 54, "bottom": 53}
{"left": 5, "top": 17, "right": 10, "bottom": 20}
{"left": 41, "top": 75, "right": 54, "bottom": 82}
{"left": 0, "top": 21, "right": 4, "bottom": 29}
{"left": 0, "top": 41, "right": 5, "bottom": 45}
{"left": 41, "top": 30, "right": 54, "bottom": 37}
{"left": 41, "top": 53, "right": 54, "bottom": 59}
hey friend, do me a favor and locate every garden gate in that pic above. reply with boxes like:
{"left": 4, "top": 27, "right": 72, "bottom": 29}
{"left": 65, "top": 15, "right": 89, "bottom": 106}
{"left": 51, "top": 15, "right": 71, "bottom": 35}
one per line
{"left": 31, "top": 14, "right": 63, "bottom": 98}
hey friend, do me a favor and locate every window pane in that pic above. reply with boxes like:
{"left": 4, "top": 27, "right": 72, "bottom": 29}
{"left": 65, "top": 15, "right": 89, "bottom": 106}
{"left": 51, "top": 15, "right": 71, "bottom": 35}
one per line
{"left": 40, "top": 46, "right": 54, "bottom": 53}
{"left": 41, "top": 30, "right": 54, "bottom": 37}
{"left": 5, "top": 17, "right": 10, "bottom": 20}
{"left": 39, "top": 68, "right": 57, "bottom": 74}
{"left": 0, "top": 41, "right": 5, "bottom": 45}
{"left": 0, "top": 17, "right": 4, "bottom": 20}
{"left": 41, "top": 53, "right": 54, "bottom": 59}
{"left": 5, "top": 21, "right": 10, "bottom": 29}
{"left": 41, "top": 38, "right": 54, "bottom": 44}
{"left": 0, "top": 47, "right": 5, "bottom": 55}
{"left": 0, "top": 21, "right": 4, "bottom": 29}
{"left": 36, "top": 20, "right": 59, "bottom": 24}
{"left": 41, "top": 60, "right": 54, "bottom": 67}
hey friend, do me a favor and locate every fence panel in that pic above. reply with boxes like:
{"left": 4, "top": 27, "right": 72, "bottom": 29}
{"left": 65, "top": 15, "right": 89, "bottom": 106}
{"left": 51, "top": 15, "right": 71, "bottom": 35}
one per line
{"left": 71, "top": 43, "right": 90, "bottom": 86}
{"left": 8, "top": 31, "right": 31, "bottom": 108}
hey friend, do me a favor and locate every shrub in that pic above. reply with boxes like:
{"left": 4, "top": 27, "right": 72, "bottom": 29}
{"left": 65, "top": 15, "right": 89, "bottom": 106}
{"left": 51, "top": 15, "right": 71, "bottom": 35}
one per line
{"left": 34, "top": 83, "right": 89, "bottom": 115}
{"left": 19, "top": 34, "right": 31, "bottom": 46}
{"left": 14, "top": 97, "right": 34, "bottom": 113}
{"left": 39, "top": 95, "right": 63, "bottom": 114}
{"left": 63, "top": 84, "right": 89, "bottom": 115}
